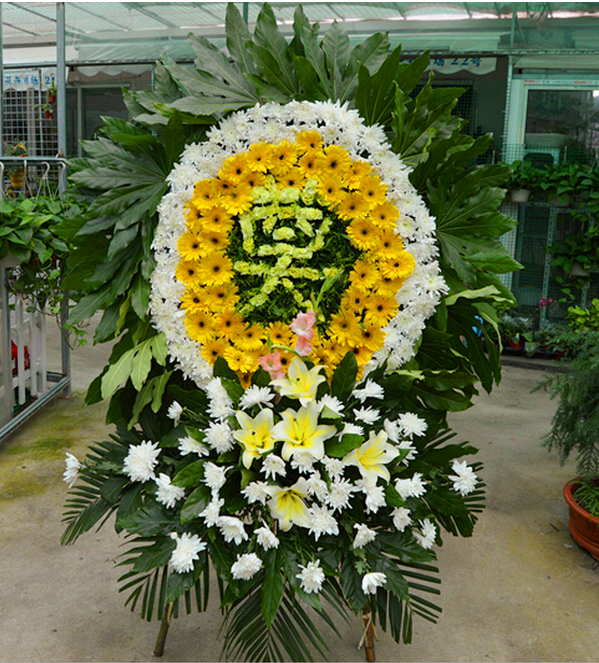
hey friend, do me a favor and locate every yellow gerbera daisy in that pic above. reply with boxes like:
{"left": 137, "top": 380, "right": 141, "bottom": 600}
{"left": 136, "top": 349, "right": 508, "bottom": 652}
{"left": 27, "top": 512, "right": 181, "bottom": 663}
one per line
{"left": 295, "top": 130, "right": 323, "bottom": 154}
{"left": 247, "top": 142, "right": 274, "bottom": 173}
{"left": 268, "top": 321, "right": 294, "bottom": 349}
{"left": 200, "top": 336, "right": 230, "bottom": 365}
{"left": 316, "top": 174, "right": 345, "bottom": 207}
{"left": 202, "top": 205, "right": 235, "bottom": 234}
{"left": 185, "top": 310, "right": 216, "bottom": 343}
{"left": 215, "top": 310, "right": 246, "bottom": 341}
{"left": 349, "top": 259, "right": 379, "bottom": 292}
{"left": 378, "top": 229, "right": 405, "bottom": 256}
{"left": 346, "top": 218, "right": 381, "bottom": 251}
{"left": 377, "top": 275, "right": 406, "bottom": 298}
{"left": 220, "top": 183, "right": 254, "bottom": 216}
{"left": 328, "top": 311, "right": 363, "bottom": 346}
{"left": 341, "top": 286, "right": 369, "bottom": 316}
{"left": 196, "top": 230, "right": 229, "bottom": 255}
{"left": 178, "top": 231, "right": 205, "bottom": 261}
{"left": 347, "top": 343, "right": 373, "bottom": 367}
{"left": 337, "top": 190, "right": 369, "bottom": 222}
{"left": 370, "top": 201, "right": 400, "bottom": 230}
{"left": 232, "top": 323, "right": 267, "bottom": 352}
{"left": 363, "top": 295, "right": 399, "bottom": 327}
{"left": 203, "top": 283, "right": 239, "bottom": 313}
{"left": 297, "top": 151, "right": 319, "bottom": 180}
{"left": 361, "top": 174, "right": 388, "bottom": 208}
{"left": 180, "top": 288, "right": 208, "bottom": 315}
{"left": 270, "top": 140, "right": 298, "bottom": 176}
{"left": 184, "top": 202, "right": 204, "bottom": 231}
{"left": 218, "top": 153, "right": 250, "bottom": 183}
{"left": 275, "top": 166, "right": 306, "bottom": 190}
{"left": 196, "top": 253, "right": 234, "bottom": 287}
{"left": 175, "top": 260, "right": 203, "bottom": 289}
{"left": 379, "top": 250, "right": 416, "bottom": 280}
{"left": 238, "top": 169, "right": 267, "bottom": 190}
{"left": 359, "top": 324, "right": 386, "bottom": 352}
{"left": 191, "top": 178, "right": 218, "bottom": 210}
{"left": 346, "top": 159, "right": 372, "bottom": 190}
{"left": 316, "top": 145, "right": 351, "bottom": 178}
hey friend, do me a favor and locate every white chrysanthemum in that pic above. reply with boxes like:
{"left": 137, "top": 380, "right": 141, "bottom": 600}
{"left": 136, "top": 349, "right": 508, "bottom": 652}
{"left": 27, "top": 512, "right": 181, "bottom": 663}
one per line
{"left": 255, "top": 526, "right": 280, "bottom": 550}
{"left": 353, "top": 523, "right": 377, "bottom": 549}
{"left": 217, "top": 515, "right": 248, "bottom": 544}
{"left": 231, "top": 552, "right": 262, "bottom": 580}
{"left": 178, "top": 435, "right": 209, "bottom": 457}
{"left": 414, "top": 518, "right": 436, "bottom": 550}
{"left": 203, "top": 462, "right": 227, "bottom": 494}
{"left": 397, "top": 439, "right": 418, "bottom": 463}
{"left": 356, "top": 480, "right": 386, "bottom": 514}
{"left": 318, "top": 394, "right": 344, "bottom": 416}
{"left": 341, "top": 422, "right": 364, "bottom": 437}
{"left": 123, "top": 440, "right": 161, "bottom": 483}
{"left": 63, "top": 452, "right": 81, "bottom": 488}
{"left": 352, "top": 379, "right": 385, "bottom": 403}
{"left": 151, "top": 101, "right": 444, "bottom": 388}
{"left": 305, "top": 472, "right": 329, "bottom": 501}
{"left": 204, "top": 422, "right": 235, "bottom": 454}
{"left": 383, "top": 418, "right": 400, "bottom": 443}
{"left": 308, "top": 504, "right": 339, "bottom": 541}
{"left": 392, "top": 507, "right": 412, "bottom": 532}
{"left": 322, "top": 456, "right": 345, "bottom": 481}
{"left": 261, "top": 454, "right": 286, "bottom": 480}
{"left": 155, "top": 473, "right": 186, "bottom": 509}
{"left": 167, "top": 400, "right": 183, "bottom": 425}
{"left": 169, "top": 533, "right": 207, "bottom": 574}
{"left": 200, "top": 497, "right": 224, "bottom": 527}
{"left": 395, "top": 472, "right": 427, "bottom": 500}
{"left": 326, "top": 479, "right": 355, "bottom": 513}
{"left": 242, "top": 481, "right": 272, "bottom": 505}
{"left": 290, "top": 450, "right": 316, "bottom": 475}
{"left": 361, "top": 572, "right": 386, "bottom": 595}
{"left": 397, "top": 412, "right": 428, "bottom": 438}
{"left": 353, "top": 407, "right": 380, "bottom": 425}
{"left": 448, "top": 459, "right": 478, "bottom": 496}
{"left": 297, "top": 560, "right": 325, "bottom": 594}
{"left": 239, "top": 385, "right": 275, "bottom": 410}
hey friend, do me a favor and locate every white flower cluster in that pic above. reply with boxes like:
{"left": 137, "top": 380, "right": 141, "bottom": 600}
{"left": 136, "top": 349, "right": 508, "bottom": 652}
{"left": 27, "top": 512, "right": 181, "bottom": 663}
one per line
{"left": 150, "top": 100, "right": 446, "bottom": 387}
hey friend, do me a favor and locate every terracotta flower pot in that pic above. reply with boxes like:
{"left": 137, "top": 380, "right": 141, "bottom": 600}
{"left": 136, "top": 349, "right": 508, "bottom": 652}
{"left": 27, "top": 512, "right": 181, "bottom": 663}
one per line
{"left": 563, "top": 479, "right": 599, "bottom": 561}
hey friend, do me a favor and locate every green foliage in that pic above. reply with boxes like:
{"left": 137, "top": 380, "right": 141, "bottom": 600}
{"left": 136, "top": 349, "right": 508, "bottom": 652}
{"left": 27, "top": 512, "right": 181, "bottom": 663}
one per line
{"left": 567, "top": 298, "right": 599, "bottom": 331}
{"left": 538, "top": 330, "right": 599, "bottom": 478}
{"left": 573, "top": 479, "right": 599, "bottom": 518}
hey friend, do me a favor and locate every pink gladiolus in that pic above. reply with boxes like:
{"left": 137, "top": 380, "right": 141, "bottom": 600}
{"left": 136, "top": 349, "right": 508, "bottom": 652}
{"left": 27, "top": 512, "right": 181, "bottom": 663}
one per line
{"left": 259, "top": 352, "right": 285, "bottom": 380}
{"left": 294, "top": 336, "right": 313, "bottom": 357}
{"left": 290, "top": 311, "right": 316, "bottom": 342}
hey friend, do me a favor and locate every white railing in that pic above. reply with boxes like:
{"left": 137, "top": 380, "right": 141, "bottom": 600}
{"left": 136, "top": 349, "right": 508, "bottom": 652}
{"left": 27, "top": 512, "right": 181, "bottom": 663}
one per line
{"left": 10, "top": 295, "right": 47, "bottom": 408}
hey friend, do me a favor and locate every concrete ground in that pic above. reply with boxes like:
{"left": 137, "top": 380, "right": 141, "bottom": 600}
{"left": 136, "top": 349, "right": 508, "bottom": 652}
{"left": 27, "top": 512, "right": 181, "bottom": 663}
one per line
{"left": 1, "top": 321, "right": 598, "bottom": 663}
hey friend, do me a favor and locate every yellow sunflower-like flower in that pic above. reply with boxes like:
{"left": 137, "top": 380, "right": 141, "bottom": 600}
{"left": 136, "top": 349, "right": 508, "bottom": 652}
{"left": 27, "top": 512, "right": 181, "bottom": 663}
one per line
{"left": 201, "top": 205, "right": 235, "bottom": 234}
{"left": 346, "top": 218, "right": 381, "bottom": 251}
{"left": 364, "top": 295, "right": 399, "bottom": 327}
{"left": 232, "top": 323, "right": 267, "bottom": 352}
{"left": 192, "top": 178, "right": 218, "bottom": 210}
{"left": 346, "top": 159, "right": 372, "bottom": 189}
{"left": 185, "top": 310, "right": 216, "bottom": 343}
{"left": 349, "top": 260, "right": 379, "bottom": 292}
{"left": 270, "top": 140, "right": 298, "bottom": 176}
{"left": 200, "top": 336, "right": 230, "bottom": 365}
{"left": 316, "top": 174, "right": 345, "bottom": 207}
{"left": 328, "top": 311, "right": 363, "bottom": 346}
{"left": 196, "top": 230, "right": 229, "bottom": 255}
{"left": 215, "top": 310, "right": 247, "bottom": 341}
{"left": 337, "top": 191, "right": 369, "bottom": 222}
{"left": 219, "top": 153, "right": 250, "bottom": 183}
{"left": 203, "top": 283, "right": 239, "bottom": 313}
{"left": 275, "top": 166, "right": 306, "bottom": 190}
{"left": 297, "top": 151, "right": 319, "bottom": 180}
{"left": 295, "top": 129, "right": 323, "bottom": 153}
{"left": 196, "top": 253, "right": 234, "bottom": 287}
{"left": 361, "top": 174, "right": 388, "bottom": 208}
{"left": 316, "top": 144, "right": 352, "bottom": 179}
{"left": 246, "top": 142, "right": 274, "bottom": 173}
{"left": 176, "top": 260, "right": 203, "bottom": 289}
{"left": 178, "top": 231, "right": 204, "bottom": 261}
{"left": 370, "top": 201, "right": 400, "bottom": 230}
{"left": 181, "top": 288, "right": 208, "bottom": 315}
{"left": 379, "top": 251, "right": 416, "bottom": 280}
{"left": 268, "top": 321, "right": 294, "bottom": 349}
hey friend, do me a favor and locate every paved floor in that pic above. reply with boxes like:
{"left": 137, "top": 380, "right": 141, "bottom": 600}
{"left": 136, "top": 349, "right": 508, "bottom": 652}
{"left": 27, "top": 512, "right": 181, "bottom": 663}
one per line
{"left": 1, "top": 324, "right": 598, "bottom": 662}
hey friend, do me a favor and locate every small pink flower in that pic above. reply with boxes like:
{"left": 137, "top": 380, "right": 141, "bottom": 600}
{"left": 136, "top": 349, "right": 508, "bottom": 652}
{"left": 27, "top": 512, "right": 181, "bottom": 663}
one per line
{"left": 539, "top": 297, "right": 554, "bottom": 308}
{"left": 258, "top": 352, "right": 285, "bottom": 380}
{"left": 290, "top": 311, "right": 316, "bottom": 342}
{"left": 294, "top": 336, "right": 313, "bottom": 357}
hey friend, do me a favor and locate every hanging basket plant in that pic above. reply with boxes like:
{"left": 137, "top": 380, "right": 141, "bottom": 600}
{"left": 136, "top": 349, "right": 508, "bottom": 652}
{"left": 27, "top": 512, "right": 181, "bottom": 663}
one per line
{"left": 61, "top": 4, "right": 519, "bottom": 660}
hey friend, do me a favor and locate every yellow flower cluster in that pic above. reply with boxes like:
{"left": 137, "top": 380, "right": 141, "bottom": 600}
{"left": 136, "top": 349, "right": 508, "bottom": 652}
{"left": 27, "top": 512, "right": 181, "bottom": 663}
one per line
{"left": 177, "top": 130, "right": 415, "bottom": 383}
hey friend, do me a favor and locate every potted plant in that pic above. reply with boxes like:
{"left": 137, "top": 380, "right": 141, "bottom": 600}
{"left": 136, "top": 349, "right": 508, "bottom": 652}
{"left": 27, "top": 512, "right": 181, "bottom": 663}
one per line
{"left": 507, "top": 159, "right": 541, "bottom": 203}
{"left": 539, "top": 330, "right": 599, "bottom": 560}
{"left": 37, "top": 81, "right": 56, "bottom": 120}
{"left": 3, "top": 142, "right": 27, "bottom": 189}
{"left": 548, "top": 162, "right": 589, "bottom": 207}
{"left": 498, "top": 313, "right": 530, "bottom": 351}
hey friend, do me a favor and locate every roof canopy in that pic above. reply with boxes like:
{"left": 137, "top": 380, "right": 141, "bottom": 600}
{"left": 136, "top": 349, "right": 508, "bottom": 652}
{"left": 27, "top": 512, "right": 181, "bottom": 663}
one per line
{"left": 5, "top": 2, "right": 599, "bottom": 70}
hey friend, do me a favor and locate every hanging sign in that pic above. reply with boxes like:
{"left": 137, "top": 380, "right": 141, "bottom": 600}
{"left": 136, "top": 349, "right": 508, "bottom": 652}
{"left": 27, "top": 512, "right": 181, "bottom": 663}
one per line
{"left": 402, "top": 56, "right": 496, "bottom": 76}
{"left": 3, "top": 68, "right": 56, "bottom": 91}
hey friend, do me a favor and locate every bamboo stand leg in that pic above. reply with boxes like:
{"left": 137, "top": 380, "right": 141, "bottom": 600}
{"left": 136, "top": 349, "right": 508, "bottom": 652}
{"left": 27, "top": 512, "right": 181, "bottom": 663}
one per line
{"left": 153, "top": 602, "right": 174, "bottom": 657}
{"left": 360, "top": 606, "right": 377, "bottom": 662}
